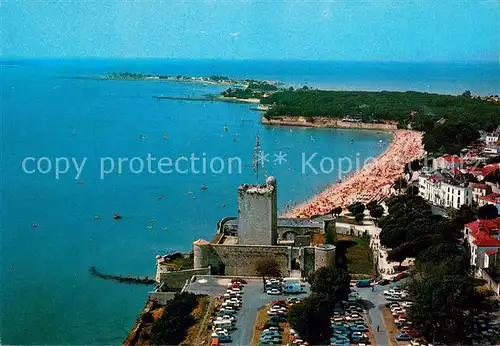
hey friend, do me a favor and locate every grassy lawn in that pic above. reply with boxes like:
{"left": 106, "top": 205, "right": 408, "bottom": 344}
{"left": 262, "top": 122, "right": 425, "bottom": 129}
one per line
{"left": 336, "top": 234, "right": 374, "bottom": 275}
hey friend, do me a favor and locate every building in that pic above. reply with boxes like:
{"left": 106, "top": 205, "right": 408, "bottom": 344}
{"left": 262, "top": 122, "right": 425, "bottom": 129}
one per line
{"left": 418, "top": 174, "right": 473, "bottom": 209}
{"left": 432, "top": 155, "right": 464, "bottom": 170}
{"left": 479, "top": 193, "right": 500, "bottom": 213}
{"left": 471, "top": 183, "right": 493, "bottom": 205}
{"left": 191, "top": 176, "right": 336, "bottom": 278}
{"left": 464, "top": 219, "right": 500, "bottom": 295}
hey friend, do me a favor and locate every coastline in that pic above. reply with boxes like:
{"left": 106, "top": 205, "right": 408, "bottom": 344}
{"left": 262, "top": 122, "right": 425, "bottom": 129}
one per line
{"left": 280, "top": 128, "right": 424, "bottom": 218}
{"left": 262, "top": 116, "right": 398, "bottom": 131}
{"left": 153, "top": 95, "right": 260, "bottom": 104}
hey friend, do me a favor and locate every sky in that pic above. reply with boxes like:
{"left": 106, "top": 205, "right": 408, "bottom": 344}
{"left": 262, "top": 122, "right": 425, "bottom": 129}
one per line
{"left": 1, "top": 0, "right": 499, "bottom": 62}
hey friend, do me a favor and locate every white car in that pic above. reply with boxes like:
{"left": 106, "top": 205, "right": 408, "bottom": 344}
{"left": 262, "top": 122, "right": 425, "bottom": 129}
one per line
{"left": 267, "top": 308, "right": 283, "bottom": 315}
{"left": 345, "top": 314, "right": 360, "bottom": 321}
{"left": 267, "top": 288, "right": 281, "bottom": 295}
{"left": 211, "top": 329, "right": 229, "bottom": 337}
{"left": 402, "top": 301, "right": 413, "bottom": 308}
{"left": 290, "top": 328, "right": 298, "bottom": 336}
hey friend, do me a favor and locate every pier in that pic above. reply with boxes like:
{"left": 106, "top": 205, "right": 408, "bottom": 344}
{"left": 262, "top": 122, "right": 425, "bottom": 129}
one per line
{"left": 89, "top": 266, "right": 156, "bottom": 285}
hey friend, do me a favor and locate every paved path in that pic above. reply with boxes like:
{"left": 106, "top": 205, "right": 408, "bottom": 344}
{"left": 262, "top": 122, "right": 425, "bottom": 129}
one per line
{"left": 355, "top": 284, "right": 394, "bottom": 346}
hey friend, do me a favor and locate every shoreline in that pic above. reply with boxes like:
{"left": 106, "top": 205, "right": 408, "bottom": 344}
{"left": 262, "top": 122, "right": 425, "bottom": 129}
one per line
{"left": 262, "top": 116, "right": 398, "bottom": 131}
{"left": 281, "top": 128, "right": 424, "bottom": 218}
{"left": 153, "top": 95, "right": 260, "bottom": 104}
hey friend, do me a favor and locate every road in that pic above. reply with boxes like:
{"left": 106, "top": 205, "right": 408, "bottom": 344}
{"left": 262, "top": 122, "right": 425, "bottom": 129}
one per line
{"left": 355, "top": 283, "right": 395, "bottom": 346}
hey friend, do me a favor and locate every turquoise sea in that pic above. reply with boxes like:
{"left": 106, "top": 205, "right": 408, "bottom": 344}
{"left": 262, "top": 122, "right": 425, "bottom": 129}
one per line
{"left": 1, "top": 60, "right": 497, "bottom": 344}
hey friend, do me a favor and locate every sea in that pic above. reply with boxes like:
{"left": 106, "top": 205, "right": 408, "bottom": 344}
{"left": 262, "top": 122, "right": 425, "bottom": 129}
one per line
{"left": 1, "top": 59, "right": 498, "bottom": 345}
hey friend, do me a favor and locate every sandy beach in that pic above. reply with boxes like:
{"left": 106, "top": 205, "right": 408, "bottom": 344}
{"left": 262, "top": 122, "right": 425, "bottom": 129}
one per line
{"left": 283, "top": 129, "right": 424, "bottom": 218}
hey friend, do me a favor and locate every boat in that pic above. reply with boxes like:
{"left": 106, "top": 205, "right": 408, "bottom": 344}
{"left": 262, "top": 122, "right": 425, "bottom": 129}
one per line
{"left": 311, "top": 136, "right": 315, "bottom": 142}
{"left": 94, "top": 215, "right": 100, "bottom": 220}
{"left": 32, "top": 223, "right": 38, "bottom": 228}
{"left": 162, "top": 227, "right": 168, "bottom": 232}
{"left": 163, "top": 132, "right": 168, "bottom": 139}
{"left": 147, "top": 225, "right": 153, "bottom": 230}
{"left": 223, "top": 125, "right": 228, "bottom": 132}
{"left": 201, "top": 185, "right": 208, "bottom": 190}
{"left": 113, "top": 214, "right": 122, "bottom": 220}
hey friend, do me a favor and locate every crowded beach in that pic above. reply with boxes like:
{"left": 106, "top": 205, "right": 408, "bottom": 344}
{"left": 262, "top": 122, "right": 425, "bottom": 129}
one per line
{"left": 284, "top": 130, "right": 424, "bottom": 218}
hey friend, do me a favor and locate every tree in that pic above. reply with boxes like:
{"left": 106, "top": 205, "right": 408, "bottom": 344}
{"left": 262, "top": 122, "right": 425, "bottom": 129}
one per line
{"left": 255, "top": 258, "right": 282, "bottom": 289}
{"left": 462, "top": 90, "right": 472, "bottom": 98}
{"left": 354, "top": 212, "right": 365, "bottom": 224}
{"left": 331, "top": 206, "right": 342, "bottom": 217}
{"left": 324, "top": 228, "right": 336, "bottom": 245}
{"left": 366, "top": 200, "right": 378, "bottom": 211}
{"left": 288, "top": 295, "right": 332, "bottom": 344}
{"left": 387, "top": 246, "right": 408, "bottom": 268}
{"left": 347, "top": 202, "right": 365, "bottom": 215}
{"left": 393, "top": 177, "right": 408, "bottom": 193}
{"left": 369, "top": 205, "right": 384, "bottom": 219}
{"left": 406, "top": 271, "right": 481, "bottom": 344}
{"left": 308, "top": 266, "right": 351, "bottom": 302}
{"left": 478, "top": 204, "right": 499, "bottom": 220}
{"left": 406, "top": 185, "right": 419, "bottom": 196}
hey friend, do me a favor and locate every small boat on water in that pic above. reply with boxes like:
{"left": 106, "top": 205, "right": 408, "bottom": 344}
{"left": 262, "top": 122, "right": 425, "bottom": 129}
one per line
{"left": 201, "top": 185, "right": 208, "bottom": 190}
{"left": 32, "top": 223, "right": 38, "bottom": 228}
{"left": 94, "top": 215, "right": 100, "bottom": 220}
{"left": 162, "top": 227, "right": 168, "bottom": 232}
{"left": 223, "top": 125, "right": 228, "bottom": 132}
{"left": 163, "top": 132, "right": 168, "bottom": 139}
{"left": 147, "top": 225, "right": 153, "bottom": 230}
{"left": 113, "top": 214, "right": 122, "bottom": 220}
{"left": 311, "top": 136, "right": 315, "bottom": 142}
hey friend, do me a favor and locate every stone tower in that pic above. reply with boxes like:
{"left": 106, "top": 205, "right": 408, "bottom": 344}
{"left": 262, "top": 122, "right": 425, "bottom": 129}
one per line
{"left": 237, "top": 176, "right": 278, "bottom": 245}
{"left": 193, "top": 238, "right": 211, "bottom": 269}
{"left": 314, "top": 244, "right": 336, "bottom": 271}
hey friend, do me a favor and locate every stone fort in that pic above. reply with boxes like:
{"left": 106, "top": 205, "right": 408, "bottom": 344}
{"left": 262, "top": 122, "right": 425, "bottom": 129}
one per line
{"left": 193, "top": 176, "right": 336, "bottom": 278}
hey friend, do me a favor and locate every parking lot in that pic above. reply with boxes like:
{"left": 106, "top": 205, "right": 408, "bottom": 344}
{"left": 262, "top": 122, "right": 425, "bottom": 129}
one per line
{"left": 185, "top": 276, "right": 310, "bottom": 345}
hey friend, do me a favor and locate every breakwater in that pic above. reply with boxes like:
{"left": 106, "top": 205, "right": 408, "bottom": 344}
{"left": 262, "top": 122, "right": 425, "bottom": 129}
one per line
{"left": 89, "top": 266, "right": 155, "bottom": 285}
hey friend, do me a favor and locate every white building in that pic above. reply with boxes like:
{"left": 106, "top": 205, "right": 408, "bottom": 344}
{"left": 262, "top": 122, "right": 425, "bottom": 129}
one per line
{"left": 418, "top": 175, "right": 473, "bottom": 209}
{"left": 464, "top": 219, "right": 500, "bottom": 272}
{"left": 471, "top": 183, "right": 492, "bottom": 205}
{"left": 485, "top": 135, "right": 499, "bottom": 145}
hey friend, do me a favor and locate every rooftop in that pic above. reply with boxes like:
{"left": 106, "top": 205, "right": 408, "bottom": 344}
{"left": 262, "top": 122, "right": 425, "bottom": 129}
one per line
{"left": 466, "top": 218, "right": 500, "bottom": 247}
{"left": 480, "top": 193, "right": 500, "bottom": 204}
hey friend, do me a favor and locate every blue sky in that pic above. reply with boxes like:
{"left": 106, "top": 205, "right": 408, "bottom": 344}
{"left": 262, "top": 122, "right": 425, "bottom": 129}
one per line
{"left": 1, "top": 0, "right": 498, "bottom": 61}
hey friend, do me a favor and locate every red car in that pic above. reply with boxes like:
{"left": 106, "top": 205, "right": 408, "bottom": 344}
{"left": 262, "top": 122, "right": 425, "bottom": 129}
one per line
{"left": 405, "top": 329, "right": 421, "bottom": 337}
{"left": 231, "top": 278, "right": 248, "bottom": 284}
{"left": 396, "top": 272, "right": 409, "bottom": 279}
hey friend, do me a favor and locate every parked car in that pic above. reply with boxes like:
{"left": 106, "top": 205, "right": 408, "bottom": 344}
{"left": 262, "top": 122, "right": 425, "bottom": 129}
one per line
{"left": 377, "top": 279, "right": 390, "bottom": 285}
{"left": 216, "top": 335, "right": 232, "bottom": 343}
{"left": 397, "top": 272, "right": 409, "bottom": 279}
{"left": 260, "top": 336, "right": 281, "bottom": 343}
{"left": 267, "top": 288, "right": 281, "bottom": 295}
{"left": 395, "top": 333, "right": 412, "bottom": 341}
{"left": 261, "top": 331, "right": 281, "bottom": 337}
